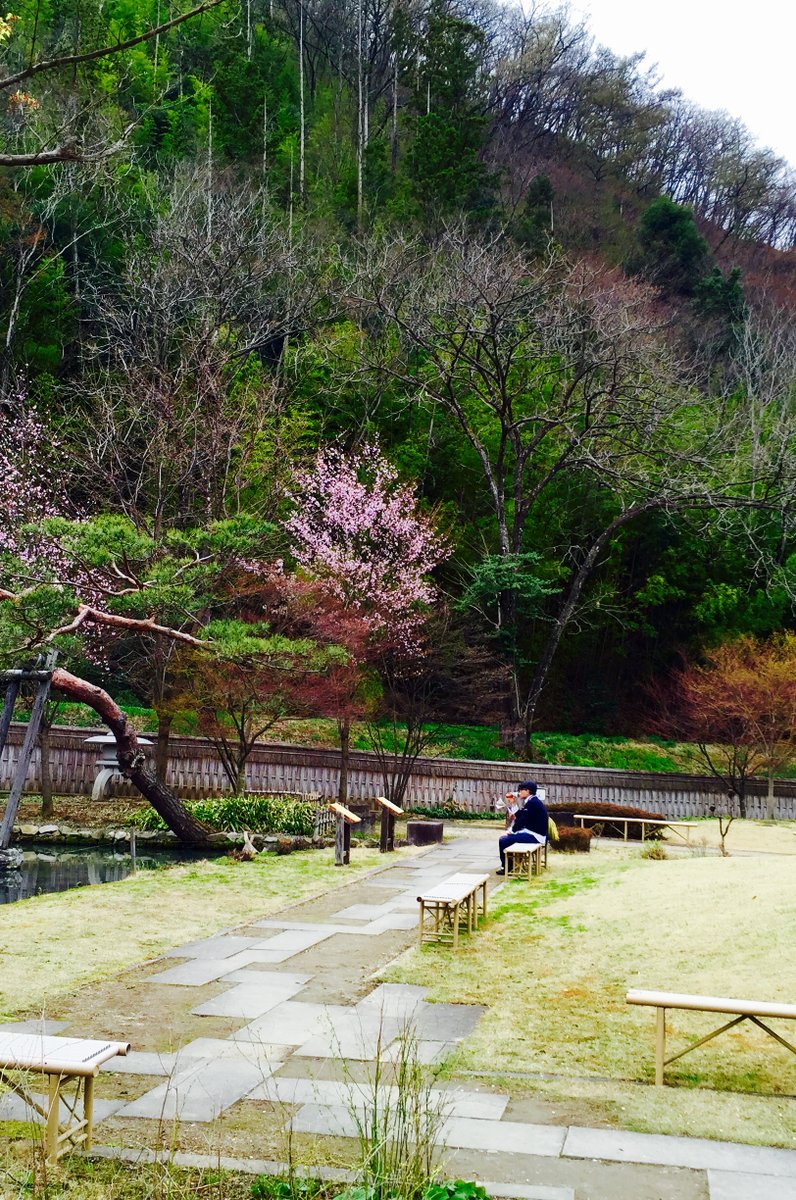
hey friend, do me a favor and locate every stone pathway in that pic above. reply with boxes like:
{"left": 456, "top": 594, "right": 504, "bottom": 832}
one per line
{"left": 2, "top": 833, "right": 796, "bottom": 1200}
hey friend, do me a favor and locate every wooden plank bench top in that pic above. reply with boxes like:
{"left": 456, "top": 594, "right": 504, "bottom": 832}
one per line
{"left": 627, "top": 989, "right": 796, "bottom": 1020}
{"left": 0, "top": 1032, "right": 130, "bottom": 1161}
{"left": 574, "top": 815, "right": 699, "bottom": 843}
{"left": 0, "top": 1032, "right": 130, "bottom": 1076}
{"left": 626, "top": 988, "right": 796, "bottom": 1085}
{"left": 417, "top": 873, "right": 489, "bottom": 950}
{"left": 417, "top": 872, "right": 489, "bottom": 904}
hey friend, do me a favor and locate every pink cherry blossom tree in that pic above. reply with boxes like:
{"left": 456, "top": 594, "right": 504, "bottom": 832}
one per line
{"left": 286, "top": 443, "right": 449, "bottom": 802}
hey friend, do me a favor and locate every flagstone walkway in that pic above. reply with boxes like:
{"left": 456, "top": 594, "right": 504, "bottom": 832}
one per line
{"left": 2, "top": 833, "right": 796, "bottom": 1200}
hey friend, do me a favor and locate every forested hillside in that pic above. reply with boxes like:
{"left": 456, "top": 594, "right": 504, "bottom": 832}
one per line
{"left": 2, "top": 0, "right": 796, "bottom": 757}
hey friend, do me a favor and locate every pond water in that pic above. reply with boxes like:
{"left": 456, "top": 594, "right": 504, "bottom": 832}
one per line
{"left": 0, "top": 844, "right": 197, "bottom": 905}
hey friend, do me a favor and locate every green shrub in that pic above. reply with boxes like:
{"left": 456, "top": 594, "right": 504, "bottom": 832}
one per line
{"left": 641, "top": 841, "right": 668, "bottom": 860}
{"left": 424, "top": 1184, "right": 490, "bottom": 1200}
{"left": 408, "top": 802, "right": 502, "bottom": 821}
{"left": 131, "top": 794, "right": 315, "bottom": 836}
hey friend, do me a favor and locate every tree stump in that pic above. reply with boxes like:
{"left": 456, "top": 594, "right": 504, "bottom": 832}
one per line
{"left": 406, "top": 819, "right": 443, "bottom": 846}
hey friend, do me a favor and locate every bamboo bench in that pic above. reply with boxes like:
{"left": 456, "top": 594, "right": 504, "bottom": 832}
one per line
{"left": 417, "top": 872, "right": 489, "bottom": 951}
{"left": 0, "top": 1032, "right": 130, "bottom": 1161}
{"left": 574, "top": 815, "right": 698, "bottom": 844}
{"left": 626, "top": 988, "right": 796, "bottom": 1085}
{"left": 504, "top": 839, "right": 547, "bottom": 879}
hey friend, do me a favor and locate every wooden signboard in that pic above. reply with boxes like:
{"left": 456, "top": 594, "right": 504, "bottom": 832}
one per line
{"left": 375, "top": 795, "right": 403, "bottom": 853}
{"left": 328, "top": 802, "right": 361, "bottom": 864}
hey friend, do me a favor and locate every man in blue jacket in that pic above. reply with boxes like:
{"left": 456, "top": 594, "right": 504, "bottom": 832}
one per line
{"left": 496, "top": 781, "right": 548, "bottom": 875}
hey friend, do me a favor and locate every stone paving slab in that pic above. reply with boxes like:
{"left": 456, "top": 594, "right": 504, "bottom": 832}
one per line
{"left": 148, "top": 951, "right": 268, "bottom": 986}
{"left": 335, "top": 903, "right": 398, "bottom": 921}
{"left": 563, "top": 1126, "right": 796, "bottom": 1177}
{"left": 116, "top": 1058, "right": 270, "bottom": 1122}
{"left": 191, "top": 979, "right": 305, "bottom": 1019}
{"left": 357, "top": 983, "right": 429, "bottom": 1019}
{"left": 444, "top": 1116, "right": 566, "bottom": 1157}
{"left": 164, "top": 935, "right": 264, "bottom": 960}
{"left": 175, "top": 1037, "right": 286, "bottom": 1070}
{"left": 232, "top": 1001, "right": 351, "bottom": 1046}
{"left": 0, "top": 1090, "right": 123, "bottom": 1124}
{"left": 0, "top": 1018, "right": 70, "bottom": 1035}
{"left": 707, "top": 1169, "right": 796, "bottom": 1199}
{"left": 246, "top": 1075, "right": 508, "bottom": 1120}
{"left": 101, "top": 1050, "right": 177, "bottom": 1076}
{"left": 412, "top": 1002, "right": 486, "bottom": 1041}
{"left": 257, "top": 929, "right": 336, "bottom": 952}
{"left": 293, "top": 1010, "right": 401, "bottom": 1059}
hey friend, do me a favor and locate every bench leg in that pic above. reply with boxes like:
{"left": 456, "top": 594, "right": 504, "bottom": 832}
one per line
{"left": 46, "top": 1075, "right": 61, "bottom": 1163}
{"left": 83, "top": 1075, "right": 94, "bottom": 1151}
{"left": 655, "top": 1007, "right": 666, "bottom": 1086}
{"left": 418, "top": 901, "right": 425, "bottom": 948}
{"left": 452, "top": 903, "right": 459, "bottom": 951}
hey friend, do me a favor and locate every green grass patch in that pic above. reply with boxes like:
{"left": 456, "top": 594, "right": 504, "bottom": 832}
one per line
{"left": 0, "top": 845, "right": 398, "bottom": 1021}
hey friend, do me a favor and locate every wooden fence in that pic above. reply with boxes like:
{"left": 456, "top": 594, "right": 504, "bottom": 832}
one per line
{"left": 3, "top": 722, "right": 796, "bottom": 820}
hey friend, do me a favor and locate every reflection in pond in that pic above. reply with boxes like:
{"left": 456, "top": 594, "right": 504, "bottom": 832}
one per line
{"left": 0, "top": 845, "right": 198, "bottom": 905}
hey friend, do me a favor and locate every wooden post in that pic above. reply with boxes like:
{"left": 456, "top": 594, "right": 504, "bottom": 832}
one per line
{"left": 0, "top": 679, "right": 20, "bottom": 759}
{"left": 0, "top": 652, "right": 57, "bottom": 850}
{"left": 375, "top": 795, "right": 402, "bottom": 853}
{"left": 328, "top": 802, "right": 360, "bottom": 866}
{"left": 129, "top": 827, "right": 137, "bottom": 873}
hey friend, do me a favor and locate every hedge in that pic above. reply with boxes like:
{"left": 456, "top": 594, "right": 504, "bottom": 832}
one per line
{"left": 548, "top": 800, "right": 666, "bottom": 841}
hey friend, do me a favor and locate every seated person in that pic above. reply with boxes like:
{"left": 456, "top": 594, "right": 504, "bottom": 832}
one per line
{"left": 496, "top": 781, "right": 548, "bottom": 875}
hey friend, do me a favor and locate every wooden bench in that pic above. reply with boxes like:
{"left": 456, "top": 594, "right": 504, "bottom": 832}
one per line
{"left": 0, "top": 1031, "right": 130, "bottom": 1161}
{"left": 626, "top": 988, "right": 796, "bottom": 1085}
{"left": 574, "top": 815, "right": 698, "bottom": 844}
{"left": 504, "top": 839, "right": 547, "bottom": 879}
{"left": 417, "top": 872, "right": 489, "bottom": 951}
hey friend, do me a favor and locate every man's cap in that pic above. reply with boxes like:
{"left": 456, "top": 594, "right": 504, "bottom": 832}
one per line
{"left": 516, "top": 780, "right": 537, "bottom": 792}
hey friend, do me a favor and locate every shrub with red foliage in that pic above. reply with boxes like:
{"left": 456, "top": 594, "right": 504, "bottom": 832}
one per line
{"left": 548, "top": 800, "right": 665, "bottom": 841}
{"left": 554, "top": 825, "right": 592, "bottom": 853}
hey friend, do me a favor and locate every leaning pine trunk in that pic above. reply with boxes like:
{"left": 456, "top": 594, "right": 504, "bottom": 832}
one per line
{"left": 51, "top": 668, "right": 210, "bottom": 847}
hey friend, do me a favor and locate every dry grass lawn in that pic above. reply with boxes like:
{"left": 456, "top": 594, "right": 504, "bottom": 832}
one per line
{"left": 0, "top": 846, "right": 396, "bottom": 1020}
{"left": 387, "top": 836, "right": 796, "bottom": 1146}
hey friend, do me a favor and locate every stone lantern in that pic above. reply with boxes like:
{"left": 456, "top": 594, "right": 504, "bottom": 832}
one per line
{"left": 84, "top": 733, "right": 153, "bottom": 802}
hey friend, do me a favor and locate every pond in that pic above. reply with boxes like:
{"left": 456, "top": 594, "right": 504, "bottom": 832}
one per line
{"left": 0, "top": 844, "right": 198, "bottom": 905}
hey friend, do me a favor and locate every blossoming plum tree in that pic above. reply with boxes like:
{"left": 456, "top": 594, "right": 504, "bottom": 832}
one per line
{"left": 286, "top": 444, "right": 449, "bottom": 802}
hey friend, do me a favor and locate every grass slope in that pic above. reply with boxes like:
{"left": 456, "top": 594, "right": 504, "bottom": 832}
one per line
{"left": 387, "top": 840, "right": 796, "bottom": 1146}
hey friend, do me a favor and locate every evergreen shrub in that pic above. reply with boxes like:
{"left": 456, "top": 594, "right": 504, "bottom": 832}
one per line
{"left": 131, "top": 794, "right": 315, "bottom": 836}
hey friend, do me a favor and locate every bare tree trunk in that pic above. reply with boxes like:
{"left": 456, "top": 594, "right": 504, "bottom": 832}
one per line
{"left": 356, "top": 0, "right": 364, "bottom": 229}
{"left": 51, "top": 668, "right": 209, "bottom": 846}
{"left": 155, "top": 710, "right": 172, "bottom": 783}
{"left": 338, "top": 715, "right": 350, "bottom": 805}
{"left": 521, "top": 507, "right": 653, "bottom": 745}
{"left": 299, "top": 0, "right": 306, "bottom": 203}
{"left": 766, "top": 767, "right": 776, "bottom": 820}
{"left": 38, "top": 718, "right": 54, "bottom": 818}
